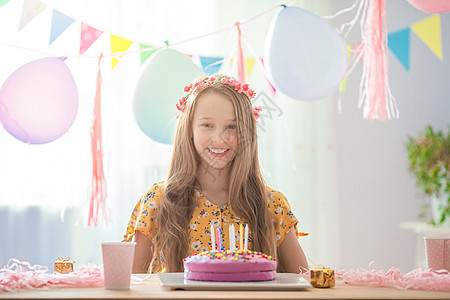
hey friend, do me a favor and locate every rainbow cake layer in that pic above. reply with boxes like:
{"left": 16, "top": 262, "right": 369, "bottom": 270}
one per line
{"left": 183, "top": 250, "right": 277, "bottom": 282}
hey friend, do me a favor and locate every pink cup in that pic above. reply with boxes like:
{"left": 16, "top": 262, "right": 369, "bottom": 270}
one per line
{"left": 101, "top": 242, "right": 136, "bottom": 290}
{"left": 424, "top": 237, "right": 450, "bottom": 271}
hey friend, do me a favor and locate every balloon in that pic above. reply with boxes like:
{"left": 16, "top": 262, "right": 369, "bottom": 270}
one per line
{"left": 264, "top": 6, "right": 347, "bottom": 101}
{"left": 133, "top": 49, "right": 202, "bottom": 144}
{"left": 407, "top": 0, "right": 450, "bottom": 13}
{"left": 0, "top": 57, "right": 78, "bottom": 144}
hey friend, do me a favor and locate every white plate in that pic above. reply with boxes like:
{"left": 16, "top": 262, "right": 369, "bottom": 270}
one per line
{"left": 158, "top": 273, "right": 312, "bottom": 290}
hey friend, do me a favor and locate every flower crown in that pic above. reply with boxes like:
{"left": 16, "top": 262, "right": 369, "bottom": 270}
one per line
{"left": 175, "top": 75, "right": 262, "bottom": 120}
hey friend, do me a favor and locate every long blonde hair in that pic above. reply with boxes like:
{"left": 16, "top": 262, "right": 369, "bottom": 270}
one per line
{"left": 151, "top": 75, "right": 276, "bottom": 272}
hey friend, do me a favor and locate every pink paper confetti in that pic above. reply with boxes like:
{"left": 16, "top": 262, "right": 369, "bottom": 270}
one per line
{"left": 337, "top": 263, "right": 450, "bottom": 292}
{"left": 0, "top": 259, "right": 104, "bottom": 292}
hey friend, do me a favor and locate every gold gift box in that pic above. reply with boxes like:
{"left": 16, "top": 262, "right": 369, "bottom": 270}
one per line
{"left": 310, "top": 268, "right": 335, "bottom": 288}
{"left": 54, "top": 257, "right": 75, "bottom": 274}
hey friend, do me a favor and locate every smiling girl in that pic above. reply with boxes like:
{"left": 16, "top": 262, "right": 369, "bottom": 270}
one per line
{"left": 123, "top": 75, "right": 308, "bottom": 274}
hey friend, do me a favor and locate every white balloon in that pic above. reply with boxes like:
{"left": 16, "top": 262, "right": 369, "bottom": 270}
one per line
{"left": 264, "top": 6, "right": 348, "bottom": 101}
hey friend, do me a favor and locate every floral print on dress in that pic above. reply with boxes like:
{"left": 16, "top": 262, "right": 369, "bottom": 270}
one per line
{"left": 122, "top": 182, "right": 301, "bottom": 272}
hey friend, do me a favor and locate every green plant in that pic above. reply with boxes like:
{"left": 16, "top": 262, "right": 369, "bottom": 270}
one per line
{"left": 406, "top": 125, "right": 450, "bottom": 225}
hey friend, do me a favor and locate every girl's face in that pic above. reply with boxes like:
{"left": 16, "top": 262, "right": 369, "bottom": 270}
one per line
{"left": 192, "top": 92, "right": 238, "bottom": 171}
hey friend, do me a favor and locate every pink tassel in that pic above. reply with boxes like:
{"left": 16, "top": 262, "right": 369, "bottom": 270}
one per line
{"left": 87, "top": 54, "right": 106, "bottom": 227}
{"left": 260, "top": 58, "right": 278, "bottom": 96}
{"left": 359, "top": 0, "right": 399, "bottom": 120}
{"left": 234, "top": 22, "right": 246, "bottom": 82}
{"left": 329, "top": 0, "right": 399, "bottom": 120}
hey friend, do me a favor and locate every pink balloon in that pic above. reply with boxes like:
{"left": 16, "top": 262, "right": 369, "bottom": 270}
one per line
{"left": 407, "top": 0, "right": 450, "bottom": 13}
{"left": 0, "top": 57, "right": 78, "bottom": 144}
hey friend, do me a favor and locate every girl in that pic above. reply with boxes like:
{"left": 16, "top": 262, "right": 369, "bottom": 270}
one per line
{"left": 123, "top": 75, "right": 308, "bottom": 274}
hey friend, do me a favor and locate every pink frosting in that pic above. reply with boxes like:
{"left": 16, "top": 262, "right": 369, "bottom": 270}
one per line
{"left": 183, "top": 250, "right": 277, "bottom": 282}
{"left": 185, "top": 270, "right": 276, "bottom": 282}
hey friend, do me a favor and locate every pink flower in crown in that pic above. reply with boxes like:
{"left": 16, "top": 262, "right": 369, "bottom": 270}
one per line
{"left": 241, "top": 83, "right": 249, "bottom": 92}
{"left": 209, "top": 76, "right": 217, "bottom": 82}
{"left": 234, "top": 83, "right": 241, "bottom": 91}
{"left": 247, "top": 89, "right": 256, "bottom": 98}
{"left": 184, "top": 85, "right": 192, "bottom": 92}
{"left": 228, "top": 77, "right": 237, "bottom": 87}
{"left": 253, "top": 106, "right": 262, "bottom": 120}
{"left": 221, "top": 77, "right": 229, "bottom": 84}
{"left": 193, "top": 80, "right": 202, "bottom": 88}
{"left": 176, "top": 96, "right": 187, "bottom": 112}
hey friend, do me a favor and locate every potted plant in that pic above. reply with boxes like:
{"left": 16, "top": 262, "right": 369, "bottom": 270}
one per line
{"left": 405, "top": 125, "right": 449, "bottom": 226}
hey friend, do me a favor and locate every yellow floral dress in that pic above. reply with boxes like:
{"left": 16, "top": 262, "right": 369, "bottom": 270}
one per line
{"left": 122, "top": 182, "right": 301, "bottom": 269}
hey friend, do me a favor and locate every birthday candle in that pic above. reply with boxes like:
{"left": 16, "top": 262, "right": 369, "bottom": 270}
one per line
{"left": 244, "top": 224, "right": 249, "bottom": 251}
{"left": 216, "top": 227, "right": 221, "bottom": 251}
{"left": 239, "top": 224, "right": 244, "bottom": 250}
{"left": 219, "top": 228, "right": 224, "bottom": 250}
{"left": 211, "top": 224, "right": 216, "bottom": 251}
{"left": 229, "top": 224, "right": 235, "bottom": 252}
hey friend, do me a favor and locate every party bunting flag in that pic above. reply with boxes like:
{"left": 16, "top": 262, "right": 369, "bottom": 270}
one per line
{"left": 140, "top": 43, "right": 157, "bottom": 65}
{"left": 388, "top": 28, "right": 411, "bottom": 70}
{"left": 411, "top": 14, "right": 443, "bottom": 60}
{"left": 199, "top": 56, "right": 223, "bottom": 75}
{"left": 245, "top": 58, "right": 255, "bottom": 78}
{"left": 18, "top": 0, "right": 47, "bottom": 31}
{"left": 49, "top": 10, "right": 75, "bottom": 45}
{"left": 0, "top": 0, "right": 11, "bottom": 8}
{"left": 110, "top": 34, "right": 133, "bottom": 69}
{"left": 80, "top": 23, "right": 103, "bottom": 54}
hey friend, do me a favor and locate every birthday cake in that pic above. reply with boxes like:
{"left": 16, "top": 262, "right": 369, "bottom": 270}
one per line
{"left": 183, "top": 250, "right": 277, "bottom": 282}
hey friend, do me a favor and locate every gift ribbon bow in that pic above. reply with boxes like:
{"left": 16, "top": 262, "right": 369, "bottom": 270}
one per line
{"left": 56, "top": 256, "right": 75, "bottom": 263}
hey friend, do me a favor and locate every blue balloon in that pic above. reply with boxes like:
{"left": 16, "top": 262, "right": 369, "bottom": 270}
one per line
{"left": 133, "top": 49, "right": 203, "bottom": 144}
{"left": 264, "top": 6, "right": 348, "bottom": 101}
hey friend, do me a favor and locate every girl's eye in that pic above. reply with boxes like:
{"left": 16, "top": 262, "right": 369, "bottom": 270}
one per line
{"left": 202, "top": 123, "right": 212, "bottom": 128}
{"left": 227, "top": 125, "right": 236, "bottom": 130}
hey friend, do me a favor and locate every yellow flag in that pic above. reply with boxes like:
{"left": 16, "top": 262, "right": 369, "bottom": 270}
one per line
{"left": 340, "top": 45, "right": 351, "bottom": 91}
{"left": 411, "top": 14, "right": 442, "bottom": 60}
{"left": 245, "top": 58, "right": 255, "bottom": 78}
{"left": 110, "top": 34, "right": 133, "bottom": 69}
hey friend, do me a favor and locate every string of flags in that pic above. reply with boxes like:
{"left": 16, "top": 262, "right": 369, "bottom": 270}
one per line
{"left": 387, "top": 14, "right": 443, "bottom": 71}
{"left": 1, "top": 0, "right": 444, "bottom": 75}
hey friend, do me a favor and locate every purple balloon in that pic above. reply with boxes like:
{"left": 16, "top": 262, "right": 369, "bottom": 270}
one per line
{"left": 0, "top": 57, "right": 78, "bottom": 144}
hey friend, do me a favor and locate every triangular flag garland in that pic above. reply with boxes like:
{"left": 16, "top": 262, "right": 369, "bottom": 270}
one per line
{"left": 411, "top": 14, "right": 443, "bottom": 60}
{"left": 80, "top": 23, "right": 103, "bottom": 54}
{"left": 199, "top": 56, "right": 223, "bottom": 75}
{"left": 139, "top": 43, "right": 157, "bottom": 65}
{"left": 388, "top": 28, "right": 411, "bottom": 70}
{"left": 0, "top": 0, "right": 11, "bottom": 8}
{"left": 18, "top": 0, "right": 47, "bottom": 31}
{"left": 49, "top": 10, "right": 75, "bottom": 45}
{"left": 110, "top": 34, "right": 133, "bottom": 69}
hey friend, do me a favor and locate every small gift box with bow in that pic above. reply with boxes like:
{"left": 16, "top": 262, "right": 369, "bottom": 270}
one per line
{"left": 310, "top": 268, "right": 335, "bottom": 288}
{"left": 54, "top": 257, "right": 75, "bottom": 274}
